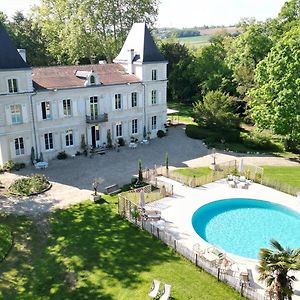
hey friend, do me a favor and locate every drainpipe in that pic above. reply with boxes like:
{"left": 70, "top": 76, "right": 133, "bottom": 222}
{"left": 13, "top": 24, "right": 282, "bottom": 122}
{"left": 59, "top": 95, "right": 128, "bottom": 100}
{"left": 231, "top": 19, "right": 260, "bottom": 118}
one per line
{"left": 29, "top": 90, "right": 38, "bottom": 159}
{"left": 141, "top": 82, "right": 146, "bottom": 139}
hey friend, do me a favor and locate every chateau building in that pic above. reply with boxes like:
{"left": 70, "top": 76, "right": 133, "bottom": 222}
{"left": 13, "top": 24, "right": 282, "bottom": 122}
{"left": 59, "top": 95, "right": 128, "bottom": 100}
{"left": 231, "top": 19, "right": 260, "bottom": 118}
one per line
{"left": 0, "top": 23, "right": 167, "bottom": 166}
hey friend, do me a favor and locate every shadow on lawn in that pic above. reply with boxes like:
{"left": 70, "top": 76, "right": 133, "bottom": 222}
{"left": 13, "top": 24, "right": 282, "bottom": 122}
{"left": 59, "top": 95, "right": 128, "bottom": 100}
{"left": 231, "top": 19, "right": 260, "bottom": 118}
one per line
{"left": 0, "top": 200, "right": 175, "bottom": 299}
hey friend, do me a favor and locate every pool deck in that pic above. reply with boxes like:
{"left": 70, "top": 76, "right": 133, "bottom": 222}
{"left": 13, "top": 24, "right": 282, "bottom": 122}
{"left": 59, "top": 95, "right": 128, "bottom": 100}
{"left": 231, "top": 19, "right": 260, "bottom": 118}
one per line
{"left": 146, "top": 177, "right": 300, "bottom": 299}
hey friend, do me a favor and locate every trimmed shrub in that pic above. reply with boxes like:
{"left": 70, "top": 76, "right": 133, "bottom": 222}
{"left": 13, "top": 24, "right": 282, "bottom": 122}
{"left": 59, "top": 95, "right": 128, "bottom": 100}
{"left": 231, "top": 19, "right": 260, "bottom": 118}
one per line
{"left": 157, "top": 130, "right": 165, "bottom": 138}
{"left": 118, "top": 137, "right": 125, "bottom": 146}
{"left": 242, "top": 133, "right": 281, "bottom": 152}
{"left": 3, "top": 160, "right": 14, "bottom": 172}
{"left": 57, "top": 151, "right": 68, "bottom": 160}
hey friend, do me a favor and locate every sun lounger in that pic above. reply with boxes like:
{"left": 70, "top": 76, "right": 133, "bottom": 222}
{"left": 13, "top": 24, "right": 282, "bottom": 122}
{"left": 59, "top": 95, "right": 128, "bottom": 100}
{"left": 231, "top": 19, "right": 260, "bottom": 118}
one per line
{"left": 239, "top": 264, "right": 250, "bottom": 286}
{"left": 143, "top": 209, "right": 161, "bottom": 221}
{"left": 202, "top": 247, "right": 224, "bottom": 266}
{"left": 159, "top": 283, "right": 171, "bottom": 300}
{"left": 148, "top": 279, "right": 160, "bottom": 298}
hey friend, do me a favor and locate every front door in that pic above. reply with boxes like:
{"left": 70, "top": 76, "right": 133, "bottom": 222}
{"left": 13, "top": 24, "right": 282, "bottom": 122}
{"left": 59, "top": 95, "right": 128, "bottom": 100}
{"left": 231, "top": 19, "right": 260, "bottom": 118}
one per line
{"left": 91, "top": 125, "right": 100, "bottom": 148}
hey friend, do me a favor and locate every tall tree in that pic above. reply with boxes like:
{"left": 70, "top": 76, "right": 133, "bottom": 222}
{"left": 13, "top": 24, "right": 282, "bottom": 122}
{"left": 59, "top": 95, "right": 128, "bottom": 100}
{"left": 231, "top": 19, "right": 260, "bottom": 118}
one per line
{"left": 258, "top": 239, "right": 300, "bottom": 300}
{"left": 249, "top": 25, "right": 300, "bottom": 147}
{"left": 33, "top": 0, "right": 159, "bottom": 64}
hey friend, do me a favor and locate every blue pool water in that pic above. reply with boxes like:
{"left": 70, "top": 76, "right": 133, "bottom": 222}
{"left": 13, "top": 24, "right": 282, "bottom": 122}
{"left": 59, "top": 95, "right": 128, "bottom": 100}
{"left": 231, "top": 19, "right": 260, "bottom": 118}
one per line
{"left": 192, "top": 198, "right": 300, "bottom": 259}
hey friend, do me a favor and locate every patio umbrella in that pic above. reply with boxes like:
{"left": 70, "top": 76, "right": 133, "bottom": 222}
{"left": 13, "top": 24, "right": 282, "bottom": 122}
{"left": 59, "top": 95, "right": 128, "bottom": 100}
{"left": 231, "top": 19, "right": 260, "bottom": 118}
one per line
{"left": 139, "top": 190, "right": 145, "bottom": 208}
{"left": 238, "top": 159, "right": 244, "bottom": 173}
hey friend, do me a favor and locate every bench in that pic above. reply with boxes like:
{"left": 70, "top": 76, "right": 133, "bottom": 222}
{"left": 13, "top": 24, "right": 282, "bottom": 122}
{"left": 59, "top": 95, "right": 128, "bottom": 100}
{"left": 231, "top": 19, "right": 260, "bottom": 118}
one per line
{"left": 105, "top": 184, "right": 121, "bottom": 195}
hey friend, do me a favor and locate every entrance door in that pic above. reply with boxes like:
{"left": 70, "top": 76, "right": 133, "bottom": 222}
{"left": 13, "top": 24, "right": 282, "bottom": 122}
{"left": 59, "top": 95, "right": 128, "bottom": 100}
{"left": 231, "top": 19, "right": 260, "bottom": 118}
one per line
{"left": 91, "top": 125, "right": 100, "bottom": 148}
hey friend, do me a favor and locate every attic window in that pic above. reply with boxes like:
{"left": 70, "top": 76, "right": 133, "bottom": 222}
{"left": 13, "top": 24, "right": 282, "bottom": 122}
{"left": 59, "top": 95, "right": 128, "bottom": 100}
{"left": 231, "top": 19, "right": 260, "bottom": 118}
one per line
{"left": 90, "top": 75, "right": 95, "bottom": 84}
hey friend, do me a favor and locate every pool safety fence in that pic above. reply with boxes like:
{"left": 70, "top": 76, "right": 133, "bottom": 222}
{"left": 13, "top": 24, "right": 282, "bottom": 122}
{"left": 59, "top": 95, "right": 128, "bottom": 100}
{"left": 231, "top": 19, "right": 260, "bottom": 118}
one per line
{"left": 118, "top": 195, "right": 266, "bottom": 300}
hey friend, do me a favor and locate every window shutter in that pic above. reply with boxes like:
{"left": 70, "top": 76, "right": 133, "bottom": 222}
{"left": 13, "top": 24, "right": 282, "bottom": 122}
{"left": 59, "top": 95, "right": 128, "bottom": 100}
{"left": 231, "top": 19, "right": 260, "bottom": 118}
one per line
{"left": 5, "top": 105, "right": 12, "bottom": 125}
{"left": 72, "top": 100, "right": 78, "bottom": 116}
{"left": 22, "top": 104, "right": 29, "bottom": 123}
{"left": 58, "top": 100, "right": 64, "bottom": 118}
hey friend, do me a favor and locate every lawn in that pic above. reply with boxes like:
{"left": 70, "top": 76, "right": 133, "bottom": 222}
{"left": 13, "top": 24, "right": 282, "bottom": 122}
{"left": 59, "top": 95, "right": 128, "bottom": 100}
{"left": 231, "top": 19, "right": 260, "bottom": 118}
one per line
{"left": 263, "top": 166, "right": 300, "bottom": 189}
{"left": 175, "top": 35, "right": 212, "bottom": 48}
{"left": 168, "top": 102, "right": 196, "bottom": 124}
{"left": 174, "top": 167, "right": 212, "bottom": 178}
{"left": 0, "top": 196, "right": 244, "bottom": 300}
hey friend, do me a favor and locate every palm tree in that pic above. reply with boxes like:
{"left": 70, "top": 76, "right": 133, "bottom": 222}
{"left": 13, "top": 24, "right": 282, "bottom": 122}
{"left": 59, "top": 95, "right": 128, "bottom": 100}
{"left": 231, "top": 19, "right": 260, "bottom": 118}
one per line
{"left": 258, "top": 239, "right": 300, "bottom": 300}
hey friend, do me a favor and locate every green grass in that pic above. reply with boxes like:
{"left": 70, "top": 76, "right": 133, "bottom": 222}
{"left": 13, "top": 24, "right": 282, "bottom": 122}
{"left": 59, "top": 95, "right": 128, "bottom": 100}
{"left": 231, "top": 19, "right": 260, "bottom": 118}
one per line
{"left": 174, "top": 167, "right": 212, "bottom": 178}
{"left": 0, "top": 196, "right": 244, "bottom": 300}
{"left": 168, "top": 102, "right": 196, "bottom": 124}
{"left": 263, "top": 166, "right": 300, "bottom": 189}
{"left": 0, "top": 224, "right": 12, "bottom": 261}
{"left": 173, "top": 35, "right": 212, "bottom": 48}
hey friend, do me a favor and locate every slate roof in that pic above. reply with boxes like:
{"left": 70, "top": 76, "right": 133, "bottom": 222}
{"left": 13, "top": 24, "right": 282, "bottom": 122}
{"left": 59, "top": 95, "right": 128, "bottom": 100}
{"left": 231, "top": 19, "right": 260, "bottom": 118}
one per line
{"left": 32, "top": 64, "right": 140, "bottom": 90}
{"left": 0, "top": 24, "right": 30, "bottom": 70}
{"left": 114, "top": 23, "right": 166, "bottom": 64}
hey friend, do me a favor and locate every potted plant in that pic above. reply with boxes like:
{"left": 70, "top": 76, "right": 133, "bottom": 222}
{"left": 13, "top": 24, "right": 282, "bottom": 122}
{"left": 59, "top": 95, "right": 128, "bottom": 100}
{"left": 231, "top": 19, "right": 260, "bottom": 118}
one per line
{"left": 90, "top": 177, "right": 104, "bottom": 201}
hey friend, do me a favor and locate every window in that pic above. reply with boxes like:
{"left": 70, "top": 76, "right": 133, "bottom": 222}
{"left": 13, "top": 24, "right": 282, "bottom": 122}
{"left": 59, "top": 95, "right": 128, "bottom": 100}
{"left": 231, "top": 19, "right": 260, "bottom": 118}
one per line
{"left": 152, "top": 69, "right": 157, "bottom": 80}
{"left": 131, "top": 92, "right": 137, "bottom": 107}
{"left": 10, "top": 104, "right": 22, "bottom": 124}
{"left": 151, "top": 116, "right": 157, "bottom": 130}
{"left": 90, "top": 96, "right": 98, "bottom": 119}
{"left": 116, "top": 122, "right": 122, "bottom": 137}
{"left": 65, "top": 129, "right": 73, "bottom": 147}
{"left": 115, "top": 94, "right": 121, "bottom": 110}
{"left": 41, "top": 101, "right": 51, "bottom": 120}
{"left": 151, "top": 90, "right": 157, "bottom": 105}
{"left": 63, "top": 99, "right": 72, "bottom": 117}
{"left": 8, "top": 79, "right": 18, "bottom": 93}
{"left": 132, "top": 119, "right": 138, "bottom": 134}
{"left": 90, "top": 75, "right": 95, "bottom": 84}
{"left": 15, "top": 137, "right": 24, "bottom": 155}
{"left": 44, "top": 133, "right": 53, "bottom": 150}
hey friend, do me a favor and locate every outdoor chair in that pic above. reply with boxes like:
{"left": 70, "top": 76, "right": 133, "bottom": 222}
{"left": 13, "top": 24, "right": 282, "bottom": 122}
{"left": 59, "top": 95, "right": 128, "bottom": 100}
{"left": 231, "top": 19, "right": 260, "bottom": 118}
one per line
{"left": 148, "top": 279, "right": 160, "bottom": 298}
{"left": 159, "top": 283, "right": 171, "bottom": 300}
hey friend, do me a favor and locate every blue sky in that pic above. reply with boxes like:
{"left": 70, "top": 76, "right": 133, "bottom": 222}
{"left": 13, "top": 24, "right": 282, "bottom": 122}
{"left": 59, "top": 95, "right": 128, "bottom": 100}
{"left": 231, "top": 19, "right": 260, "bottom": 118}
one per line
{"left": 0, "top": 0, "right": 287, "bottom": 28}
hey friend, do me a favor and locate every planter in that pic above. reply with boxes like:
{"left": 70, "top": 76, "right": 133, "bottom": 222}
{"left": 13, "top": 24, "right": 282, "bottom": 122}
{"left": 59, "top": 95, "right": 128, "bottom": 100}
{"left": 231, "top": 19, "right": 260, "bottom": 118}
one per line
{"left": 90, "top": 194, "right": 100, "bottom": 202}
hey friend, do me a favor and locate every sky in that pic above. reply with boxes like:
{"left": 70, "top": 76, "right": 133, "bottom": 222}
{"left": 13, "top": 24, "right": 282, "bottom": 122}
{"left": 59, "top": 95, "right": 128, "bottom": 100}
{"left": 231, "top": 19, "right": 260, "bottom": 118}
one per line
{"left": 0, "top": 0, "right": 287, "bottom": 28}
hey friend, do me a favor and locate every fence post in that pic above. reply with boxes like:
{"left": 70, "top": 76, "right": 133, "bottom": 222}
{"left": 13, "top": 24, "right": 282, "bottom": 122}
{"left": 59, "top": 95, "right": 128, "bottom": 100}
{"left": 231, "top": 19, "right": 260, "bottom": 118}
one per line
{"left": 174, "top": 239, "right": 177, "bottom": 251}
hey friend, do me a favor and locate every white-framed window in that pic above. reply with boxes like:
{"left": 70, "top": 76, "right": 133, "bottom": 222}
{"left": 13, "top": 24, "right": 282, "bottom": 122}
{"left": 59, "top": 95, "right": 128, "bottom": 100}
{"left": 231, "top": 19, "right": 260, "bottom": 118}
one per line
{"left": 151, "top": 90, "right": 157, "bottom": 105}
{"left": 44, "top": 133, "right": 54, "bottom": 150}
{"left": 152, "top": 69, "right": 157, "bottom": 80}
{"left": 132, "top": 119, "right": 138, "bottom": 134}
{"left": 90, "top": 96, "right": 98, "bottom": 119}
{"left": 151, "top": 116, "right": 157, "bottom": 130}
{"left": 115, "top": 94, "right": 121, "bottom": 110}
{"left": 131, "top": 92, "right": 137, "bottom": 107}
{"left": 116, "top": 122, "right": 122, "bottom": 137}
{"left": 8, "top": 78, "right": 18, "bottom": 93}
{"left": 10, "top": 104, "right": 22, "bottom": 124}
{"left": 65, "top": 129, "right": 73, "bottom": 147}
{"left": 90, "top": 75, "right": 95, "bottom": 84}
{"left": 63, "top": 99, "right": 72, "bottom": 117}
{"left": 15, "top": 137, "right": 24, "bottom": 155}
{"left": 41, "top": 101, "right": 51, "bottom": 120}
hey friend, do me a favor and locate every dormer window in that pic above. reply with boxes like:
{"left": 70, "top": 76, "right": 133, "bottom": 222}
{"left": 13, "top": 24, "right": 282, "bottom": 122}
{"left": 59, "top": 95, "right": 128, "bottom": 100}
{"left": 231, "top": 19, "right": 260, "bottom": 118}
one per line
{"left": 8, "top": 78, "right": 18, "bottom": 93}
{"left": 90, "top": 75, "right": 95, "bottom": 84}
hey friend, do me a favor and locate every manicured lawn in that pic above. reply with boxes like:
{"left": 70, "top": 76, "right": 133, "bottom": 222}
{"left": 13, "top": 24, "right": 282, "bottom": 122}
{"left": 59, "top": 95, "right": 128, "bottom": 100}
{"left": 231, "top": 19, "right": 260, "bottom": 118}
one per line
{"left": 168, "top": 102, "right": 196, "bottom": 124}
{"left": 0, "top": 224, "right": 12, "bottom": 261}
{"left": 263, "top": 166, "right": 300, "bottom": 189}
{"left": 174, "top": 167, "right": 212, "bottom": 178}
{"left": 0, "top": 196, "right": 244, "bottom": 299}
{"left": 174, "top": 35, "right": 212, "bottom": 48}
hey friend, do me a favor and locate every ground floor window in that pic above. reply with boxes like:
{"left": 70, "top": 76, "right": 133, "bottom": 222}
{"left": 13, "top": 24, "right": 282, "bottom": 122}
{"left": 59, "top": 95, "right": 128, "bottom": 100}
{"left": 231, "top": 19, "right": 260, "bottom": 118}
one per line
{"left": 132, "top": 119, "right": 138, "bottom": 134}
{"left": 116, "top": 122, "right": 122, "bottom": 137}
{"left": 15, "top": 137, "right": 24, "bottom": 155}
{"left": 44, "top": 133, "right": 54, "bottom": 150}
{"left": 151, "top": 116, "right": 157, "bottom": 130}
{"left": 66, "top": 129, "right": 73, "bottom": 147}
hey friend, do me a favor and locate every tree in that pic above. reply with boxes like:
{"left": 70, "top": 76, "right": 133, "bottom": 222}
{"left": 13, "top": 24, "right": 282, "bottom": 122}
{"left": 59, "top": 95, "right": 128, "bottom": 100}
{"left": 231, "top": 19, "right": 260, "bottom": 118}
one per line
{"left": 33, "top": 0, "right": 159, "bottom": 64}
{"left": 249, "top": 25, "right": 300, "bottom": 146}
{"left": 193, "top": 90, "right": 239, "bottom": 129}
{"left": 138, "top": 159, "right": 143, "bottom": 183}
{"left": 159, "top": 42, "right": 196, "bottom": 102}
{"left": 258, "top": 239, "right": 300, "bottom": 300}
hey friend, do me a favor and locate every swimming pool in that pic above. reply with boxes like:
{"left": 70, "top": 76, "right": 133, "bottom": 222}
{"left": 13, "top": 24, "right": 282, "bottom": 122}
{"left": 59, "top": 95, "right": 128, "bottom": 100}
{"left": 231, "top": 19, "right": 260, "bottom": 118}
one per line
{"left": 192, "top": 198, "right": 300, "bottom": 259}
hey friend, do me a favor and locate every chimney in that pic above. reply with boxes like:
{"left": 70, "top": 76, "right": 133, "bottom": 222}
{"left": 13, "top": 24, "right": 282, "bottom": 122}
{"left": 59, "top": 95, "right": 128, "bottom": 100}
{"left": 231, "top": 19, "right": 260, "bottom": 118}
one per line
{"left": 17, "top": 49, "right": 27, "bottom": 62}
{"left": 127, "top": 49, "right": 134, "bottom": 74}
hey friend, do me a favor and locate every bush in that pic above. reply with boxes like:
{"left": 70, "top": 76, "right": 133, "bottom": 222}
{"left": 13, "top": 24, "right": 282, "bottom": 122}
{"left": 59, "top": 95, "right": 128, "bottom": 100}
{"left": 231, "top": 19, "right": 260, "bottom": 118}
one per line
{"left": 57, "top": 151, "right": 68, "bottom": 160}
{"left": 3, "top": 160, "right": 14, "bottom": 171}
{"left": 157, "top": 130, "right": 165, "bottom": 138}
{"left": 242, "top": 133, "right": 281, "bottom": 152}
{"left": 9, "top": 174, "right": 50, "bottom": 196}
{"left": 118, "top": 137, "right": 125, "bottom": 146}
{"left": 284, "top": 139, "right": 300, "bottom": 154}
{"left": 14, "top": 163, "right": 26, "bottom": 171}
